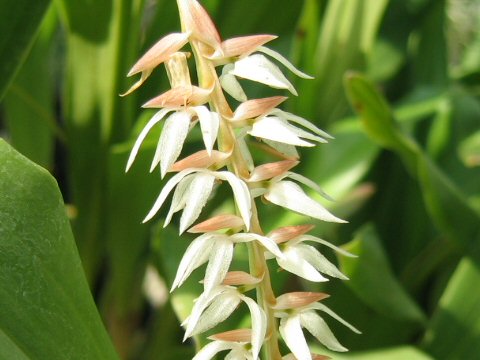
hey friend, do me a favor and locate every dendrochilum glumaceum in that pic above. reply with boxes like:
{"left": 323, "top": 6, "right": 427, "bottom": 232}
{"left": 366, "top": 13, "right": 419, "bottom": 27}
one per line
{"left": 124, "top": 1, "right": 360, "bottom": 359}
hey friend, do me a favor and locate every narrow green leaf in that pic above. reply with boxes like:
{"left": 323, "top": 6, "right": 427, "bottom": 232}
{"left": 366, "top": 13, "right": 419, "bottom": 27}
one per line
{"left": 340, "top": 224, "right": 427, "bottom": 324}
{"left": 321, "top": 346, "right": 433, "bottom": 360}
{"left": 422, "top": 255, "right": 480, "bottom": 359}
{"left": 0, "top": 0, "right": 51, "bottom": 99}
{"left": 0, "top": 139, "right": 118, "bottom": 359}
{"left": 458, "top": 130, "right": 480, "bottom": 168}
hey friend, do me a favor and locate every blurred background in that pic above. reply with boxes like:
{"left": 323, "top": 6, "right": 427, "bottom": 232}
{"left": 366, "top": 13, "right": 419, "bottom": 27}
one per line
{"left": 1, "top": 0, "right": 479, "bottom": 359}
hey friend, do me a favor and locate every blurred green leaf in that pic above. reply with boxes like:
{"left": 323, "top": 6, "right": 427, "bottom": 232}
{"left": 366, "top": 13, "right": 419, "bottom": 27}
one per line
{"left": 322, "top": 346, "right": 434, "bottom": 359}
{"left": 0, "top": 0, "right": 51, "bottom": 100}
{"left": 340, "top": 224, "right": 426, "bottom": 324}
{"left": 0, "top": 139, "right": 118, "bottom": 359}
{"left": 345, "top": 72, "right": 480, "bottom": 250}
{"left": 459, "top": 130, "right": 480, "bottom": 168}
{"left": 2, "top": 6, "right": 59, "bottom": 168}
{"left": 422, "top": 254, "right": 480, "bottom": 359}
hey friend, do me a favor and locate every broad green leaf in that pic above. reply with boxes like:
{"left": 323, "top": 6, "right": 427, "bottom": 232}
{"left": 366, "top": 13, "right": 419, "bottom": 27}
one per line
{"left": 340, "top": 224, "right": 426, "bottom": 324}
{"left": 422, "top": 255, "right": 480, "bottom": 359}
{"left": 0, "top": 0, "right": 51, "bottom": 100}
{"left": 0, "top": 139, "right": 118, "bottom": 359}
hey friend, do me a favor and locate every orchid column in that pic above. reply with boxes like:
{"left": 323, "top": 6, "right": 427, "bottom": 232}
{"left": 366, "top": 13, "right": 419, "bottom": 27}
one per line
{"left": 124, "top": 1, "right": 359, "bottom": 359}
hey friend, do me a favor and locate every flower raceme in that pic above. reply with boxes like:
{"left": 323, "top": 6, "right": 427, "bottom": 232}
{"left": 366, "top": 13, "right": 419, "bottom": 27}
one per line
{"left": 124, "top": 0, "right": 359, "bottom": 359}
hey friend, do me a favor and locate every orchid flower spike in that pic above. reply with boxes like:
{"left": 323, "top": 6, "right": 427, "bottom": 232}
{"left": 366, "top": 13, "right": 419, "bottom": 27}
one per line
{"left": 124, "top": 0, "right": 359, "bottom": 359}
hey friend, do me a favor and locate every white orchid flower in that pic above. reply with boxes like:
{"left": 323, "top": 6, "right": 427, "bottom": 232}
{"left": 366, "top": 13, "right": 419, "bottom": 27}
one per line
{"left": 184, "top": 285, "right": 266, "bottom": 360}
{"left": 171, "top": 232, "right": 283, "bottom": 294}
{"left": 141, "top": 168, "right": 251, "bottom": 231}
{"left": 273, "top": 292, "right": 361, "bottom": 360}
{"left": 193, "top": 329, "right": 258, "bottom": 360}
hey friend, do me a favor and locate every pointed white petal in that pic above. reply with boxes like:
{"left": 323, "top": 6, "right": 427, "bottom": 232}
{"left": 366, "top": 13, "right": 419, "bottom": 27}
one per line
{"left": 126, "top": 108, "right": 173, "bottom": 172}
{"left": 230, "top": 54, "right": 297, "bottom": 95}
{"left": 277, "top": 246, "right": 329, "bottom": 282}
{"left": 284, "top": 172, "right": 333, "bottom": 201}
{"left": 203, "top": 237, "right": 234, "bottom": 295}
{"left": 179, "top": 173, "right": 216, "bottom": 233}
{"left": 262, "top": 139, "right": 299, "bottom": 159}
{"left": 310, "top": 303, "right": 361, "bottom": 334}
{"left": 143, "top": 168, "right": 201, "bottom": 222}
{"left": 270, "top": 109, "right": 333, "bottom": 139}
{"left": 240, "top": 295, "right": 266, "bottom": 360}
{"left": 257, "top": 46, "right": 313, "bottom": 79}
{"left": 193, "top": 106, "right": 220, "bottom": 155}
{"left": 164, "top": 174, "right": 194, "bottom": 227}
{"left": 171, "top": 233, "right": 217, "bottom": 291}
{"left": 151, "top": 110, "right": 191, "bottom": 177}
{"left": 231, "top": 233, "right": 283, "bottom": 258}
{"left": 294, "top": 235, "right": 357, "bottom": 257}
{"left": 214, "top": 171, "right": 252, "bottom": 230}
{"left": 295, "top": 244, "right": 348, "bottom": 280}
{"left": 225, "top": 347, "right": 252, "bottom": 360}
{"left": 264, "top": 181, "right": 346, "bottom": 223}
{"left": 249, "top": 117, "right": 314, "bottom": 147}
{"left": 279, "top": 316, "right": 312, "bottom": 360}
{"left": 220, "top": 64, "right": 248, "bottom": 102}
{"left": 300, "top": 311, "right": 348, "bottom": 352}
{"left": 192, "top": 341, "right": 232, "bottom": 360}
{"left": 191, "top": 290, "right": 241, "bottom": 336}
{"left": 185, "top": 286, "right": 227, "bottom": 339}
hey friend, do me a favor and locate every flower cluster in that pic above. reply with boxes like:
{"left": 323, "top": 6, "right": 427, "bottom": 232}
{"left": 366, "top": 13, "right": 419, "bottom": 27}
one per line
{"left": 124, "top": 1, "right": 359, "bottom": 359}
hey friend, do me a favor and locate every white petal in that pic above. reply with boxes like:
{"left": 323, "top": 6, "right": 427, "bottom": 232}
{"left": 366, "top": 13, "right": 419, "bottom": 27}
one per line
{"left": 294, "top": 244, "right": 348, "bottom": 280}
{"left": 225, "top": 347, "right": 252, "bottom": 360}
{"left": 151, "top": 110, "right": 191, "bottom": 177}
{"left": 220, "top": 64, "right": 248, "bottom": 102}
{"left": 294, "top": 235, "right": 356, "bottom": 257}
{"left": 143, "top": 168, "right": 201, "bottom": 222}
{"left": 179, "top": 173, "right": 216, "bottom": 233}
{"left": 191, "top": 290, "right": 241, "bottom": 336}
{"left": 257, "top": 46, "right": 313, "bottom": 79}
{"left": 126, "top": 108, "right": 173, "bottom": 172}
{"left": 269, "top": 109, "right": 333, "bottom": 139}
{"left": 249, "top": 117, "right": 314, "bottom": 147}
{"left": 264, "top": 181, "right": 346, "bottom": 223}
{"left": 193, "top": 341, "right": 232, "bottom": 360}
{"left": 279, "top": 316, "right": 312, "bottom": 360}
{"left": 231, "top": 233, "right": 283, "bottom": 258}
{"left": 262, "top": 139, "right": 299, "bottom": 159}
{"left": 240, "top": 295, "right": 266, "bottom": 360}
{"left": 284, "top": 172, "right": 333, "bottom": 201}
{"left": 214, "top": 171, "right": 252, "bottom": 230}
{"left": 171, "top": 233, "right": 217, "bottom": 291}
{"left": 185, "top": 286, "right": 227, "bottom": 339}
{"left": 309, "top": 303, "right": 361, "bottom": 334}
{"left": 193, "top": 106, "right": 220, "bottom": 155}
{"left": 300, "top": 311, "right": 348, "bottom": 352}
{"left": 164, "top": 174, "right": 194, "bottom": 227}
{"left": 203, "top": 237, "right": 234, "bottom": 295}
{"left": 230, "top": 54, "right": 297, "bottom": 95}
{"left": 277, "top": 246, "right": 328, "bottom": 282}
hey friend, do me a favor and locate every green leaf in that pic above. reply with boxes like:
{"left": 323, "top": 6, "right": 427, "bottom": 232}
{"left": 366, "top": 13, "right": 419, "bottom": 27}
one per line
{"left": 321, "top": 346, "right": 434, "bottom": 360}
{"left": 0, "top": 139, "right": 118, "bottom": 359}
{"left": 422, "top": 255, "right": 480, "bottom": 359}
{"left": 459, "top": 130, "right": 480, "bottom": 168}
{"left": 0, "top": 0, "right": 51, "bottom": 100}
{"left": 2, "top": 6, "right": 59, "bottom": 168}
{"left": 344, "top": 73, "right": 480, "bottom": 251}
{"left": 340, "top": 224, "right": 426, "bottom": 324}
